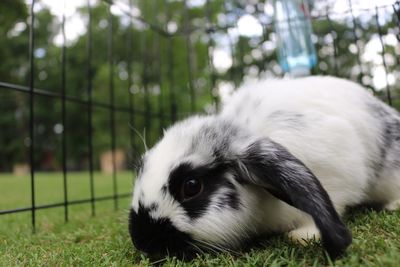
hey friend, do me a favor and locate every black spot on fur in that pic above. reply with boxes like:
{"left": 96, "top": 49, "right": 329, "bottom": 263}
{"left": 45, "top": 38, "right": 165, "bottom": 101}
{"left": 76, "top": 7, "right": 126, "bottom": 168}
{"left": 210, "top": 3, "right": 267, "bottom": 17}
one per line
{"left": 161, "top": 185, "right": 168, "bottom": 195}
{"left": 129, "top": 205, "right": 193, "bottom": 255}
{"left": 134, "top": 157, "right": 144, "bottom": 178}
{"left": 168, "top": 162, "right": 239, "bottom": 219}
{"left": 213, "top": 181, "right": 240, "bottom": 210}
{"left": 190, "top": 120, "right": 240, "bottom": 150}
{"left": 148, "top": 202, "right": 158, "bottom": 211}
{"left": 368, "top": 101, "right": 400, "bottom": 173}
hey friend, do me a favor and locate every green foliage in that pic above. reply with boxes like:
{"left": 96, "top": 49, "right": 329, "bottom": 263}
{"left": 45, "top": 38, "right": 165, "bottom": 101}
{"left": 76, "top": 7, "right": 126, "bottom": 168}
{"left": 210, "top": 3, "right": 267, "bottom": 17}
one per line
{"left": 0, "top": 1, "right": 399, "bottom": 171}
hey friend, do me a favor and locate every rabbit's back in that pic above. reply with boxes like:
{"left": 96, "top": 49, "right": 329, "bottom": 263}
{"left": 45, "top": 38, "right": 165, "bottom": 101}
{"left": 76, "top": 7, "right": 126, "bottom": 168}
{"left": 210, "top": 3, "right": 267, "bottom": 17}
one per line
{"left": 220, "top": 76, "right": 378, "bottom": 139}
{"left": 220, "top": 76, "right": 397, "bottom": 211}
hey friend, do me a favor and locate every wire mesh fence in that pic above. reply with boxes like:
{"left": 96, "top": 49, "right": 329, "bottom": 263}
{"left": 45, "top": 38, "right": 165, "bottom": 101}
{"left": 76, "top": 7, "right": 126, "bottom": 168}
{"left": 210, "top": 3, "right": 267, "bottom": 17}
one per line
{"left": 0, "top": 0, "right": 399, "bottom": 231}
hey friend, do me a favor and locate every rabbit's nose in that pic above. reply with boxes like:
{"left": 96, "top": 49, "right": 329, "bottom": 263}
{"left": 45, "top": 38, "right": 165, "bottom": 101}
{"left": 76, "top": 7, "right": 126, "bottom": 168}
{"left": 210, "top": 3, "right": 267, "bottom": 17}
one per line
{"left": 128, "top": 207, "right": 192, "bottom": 255}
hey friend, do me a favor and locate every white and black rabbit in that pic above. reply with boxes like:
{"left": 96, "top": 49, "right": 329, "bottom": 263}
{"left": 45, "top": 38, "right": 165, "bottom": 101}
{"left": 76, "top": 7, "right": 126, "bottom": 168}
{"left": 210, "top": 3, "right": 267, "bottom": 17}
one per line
{"left": 129, "top": 76, "right": 400, "bottom": 259}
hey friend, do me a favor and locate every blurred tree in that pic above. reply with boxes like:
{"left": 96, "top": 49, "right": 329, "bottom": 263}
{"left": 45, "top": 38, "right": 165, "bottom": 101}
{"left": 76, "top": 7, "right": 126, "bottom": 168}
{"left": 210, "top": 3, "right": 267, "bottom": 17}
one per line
{"left": 0, "top": 0, "right": 398, "bottom": 172}
{"left": 0, "top": 0, "right": 29, "bottom": 171}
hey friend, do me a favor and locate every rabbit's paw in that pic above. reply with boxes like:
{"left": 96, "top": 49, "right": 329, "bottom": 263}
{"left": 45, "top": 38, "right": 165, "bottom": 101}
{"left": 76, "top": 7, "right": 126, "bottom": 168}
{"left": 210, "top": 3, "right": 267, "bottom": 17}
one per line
{"left": 288, "top": 225, "right": 321, "bottom": 246}
{"left": 384, "top": 199, "right": 400, "bottom": 211}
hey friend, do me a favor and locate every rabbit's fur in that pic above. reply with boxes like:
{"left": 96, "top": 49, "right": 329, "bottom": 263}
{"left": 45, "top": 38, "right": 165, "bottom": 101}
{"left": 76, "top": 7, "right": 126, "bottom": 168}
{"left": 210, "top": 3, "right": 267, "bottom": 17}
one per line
{"left": 129, "top": 76, "right": 400, "bottom": 258}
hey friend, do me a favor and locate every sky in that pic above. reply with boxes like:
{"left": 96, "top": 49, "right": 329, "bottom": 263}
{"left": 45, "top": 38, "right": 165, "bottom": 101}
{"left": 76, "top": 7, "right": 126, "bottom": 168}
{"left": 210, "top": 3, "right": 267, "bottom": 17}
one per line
{"left": 25, "top": 0, "right": 399, "bottom": 90}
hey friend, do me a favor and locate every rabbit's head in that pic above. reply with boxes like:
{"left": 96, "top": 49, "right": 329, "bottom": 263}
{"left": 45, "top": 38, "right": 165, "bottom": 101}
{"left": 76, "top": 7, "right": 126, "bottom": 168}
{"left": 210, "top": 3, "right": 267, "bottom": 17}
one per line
{"left": 129, "top": 115, "right": 351, "bottom": 258}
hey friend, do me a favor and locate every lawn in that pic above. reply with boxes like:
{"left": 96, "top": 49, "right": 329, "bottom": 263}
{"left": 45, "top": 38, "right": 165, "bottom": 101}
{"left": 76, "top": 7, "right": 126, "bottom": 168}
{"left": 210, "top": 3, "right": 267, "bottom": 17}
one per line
{"left": 1, "top": 172, "right": 400, "bottom": 266}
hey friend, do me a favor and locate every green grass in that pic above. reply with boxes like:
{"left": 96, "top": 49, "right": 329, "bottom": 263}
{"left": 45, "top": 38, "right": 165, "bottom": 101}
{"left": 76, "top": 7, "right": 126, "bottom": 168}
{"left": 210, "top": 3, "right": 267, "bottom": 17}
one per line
{"left": 1, "top": 172, "right": 400, "bottom": 266}
{"left": 0, "top": 172, "right": 133, "bottom": 210}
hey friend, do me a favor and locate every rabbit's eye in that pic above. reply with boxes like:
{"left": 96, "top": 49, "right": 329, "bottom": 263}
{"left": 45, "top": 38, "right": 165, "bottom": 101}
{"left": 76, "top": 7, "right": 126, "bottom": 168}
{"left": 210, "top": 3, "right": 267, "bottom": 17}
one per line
{"left": 182, "top": 178, "right": 203, "bottom": 200}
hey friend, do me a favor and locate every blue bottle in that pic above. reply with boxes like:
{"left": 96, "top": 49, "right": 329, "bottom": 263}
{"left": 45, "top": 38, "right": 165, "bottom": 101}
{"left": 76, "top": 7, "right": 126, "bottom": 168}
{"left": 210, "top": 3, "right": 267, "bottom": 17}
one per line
{"left": 273, "top": 0, "right": 317, "bottom": 76}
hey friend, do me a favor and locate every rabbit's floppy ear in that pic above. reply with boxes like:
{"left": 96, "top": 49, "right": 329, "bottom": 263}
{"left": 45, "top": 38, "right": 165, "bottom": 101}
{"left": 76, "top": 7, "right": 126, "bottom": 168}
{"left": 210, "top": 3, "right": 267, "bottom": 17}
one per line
{"left": 233, "top": 138, "right": 352, "bottom": 258}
